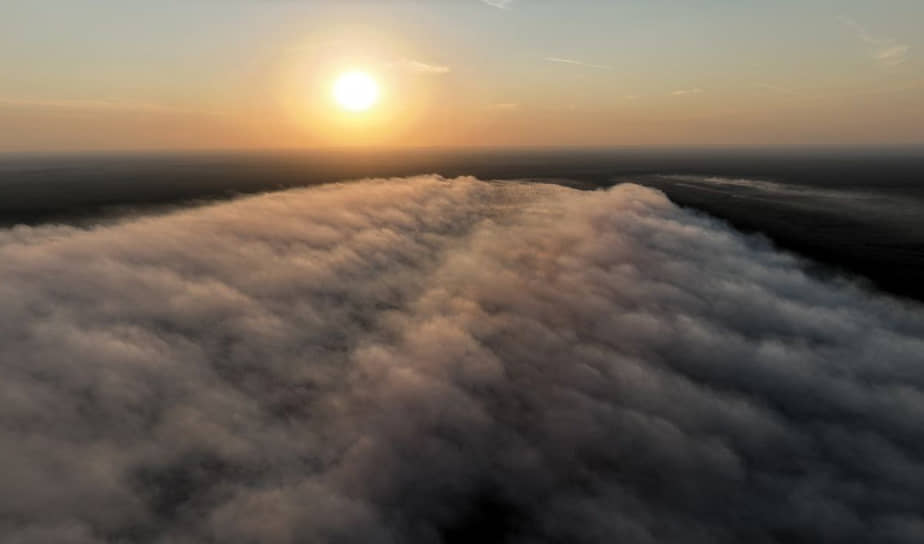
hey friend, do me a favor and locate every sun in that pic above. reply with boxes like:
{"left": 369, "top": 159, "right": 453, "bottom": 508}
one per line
{"left": 332, "top": 71, "right": 379, "bottom": 112}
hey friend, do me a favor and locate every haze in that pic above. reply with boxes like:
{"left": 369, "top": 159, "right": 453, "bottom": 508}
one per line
{"left": 2, "top": 0, "right": 923, "bottom": 151}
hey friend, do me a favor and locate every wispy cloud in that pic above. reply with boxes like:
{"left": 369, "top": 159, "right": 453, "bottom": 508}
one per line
{"left": 875, "top": 44, "right": 910, "bottom": 66}
{"left": 671, "top": 88, "right": 704, "bottom": 96}
{"left": 395, "top": 59, "right": 450, "bottom": 74}
{"left": 481, "top": 0, "right": 514, "bottom": 9}
{"left": 544, "top": 57, "right": 612, "bottom": 70}
{"left": 839, "top": 16, "right": 909, "bottom": 66}
{"left": 490, "top": 102, "right": 520, "bottom": 111}
{"left": 754, "top": 83, "right": 795, "bottom": 95}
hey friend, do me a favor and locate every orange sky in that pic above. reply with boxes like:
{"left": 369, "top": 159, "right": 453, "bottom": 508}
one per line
{"left": 2, "top": 1, "right": 923, "bottom": 151}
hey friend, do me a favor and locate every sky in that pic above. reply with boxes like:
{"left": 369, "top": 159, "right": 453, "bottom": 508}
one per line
{"left": 2, "top": 0, "right": 923, "bottom": 151}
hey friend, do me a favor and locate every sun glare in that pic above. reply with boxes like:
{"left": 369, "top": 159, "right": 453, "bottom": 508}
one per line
{"left": 333, "top": 71, "right": 379, "bottom": 112}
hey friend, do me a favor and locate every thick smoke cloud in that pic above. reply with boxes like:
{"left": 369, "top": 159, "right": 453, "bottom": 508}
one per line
{"left": 1, "top": 176, "right": 923, "bottom": 543}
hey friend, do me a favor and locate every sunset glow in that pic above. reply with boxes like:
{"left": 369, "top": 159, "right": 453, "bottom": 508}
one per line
{"left": 332, "top": 71, "right": 379, "bottom": 112}
{"left": 3, "top": 3, "right": 924, "bottom": 542}
{"left": 1, "top": 2, "right": 922, "bottom": 151}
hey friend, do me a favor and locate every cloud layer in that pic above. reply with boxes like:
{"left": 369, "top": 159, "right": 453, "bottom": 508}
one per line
{"left": 1, "top": 176, "right": 923, "bottom": 543}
